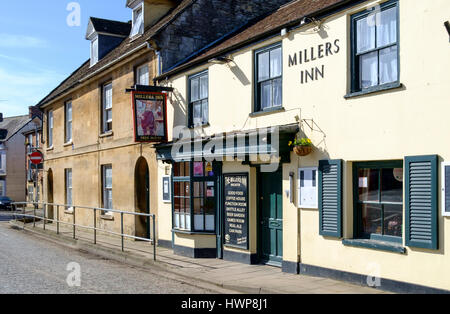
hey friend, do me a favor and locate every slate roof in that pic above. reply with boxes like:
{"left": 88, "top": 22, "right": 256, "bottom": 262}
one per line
{"left": 37, "top": 0, "right": 194, "bottom": 108}
{"left": 0, "top": 115, "right": 31, "bottom": 142}
{"left": 90, "top": 17, "right": 132, "bottom": 37}
{"left": 156, "top": 0, "right": 348, "bottom": 79}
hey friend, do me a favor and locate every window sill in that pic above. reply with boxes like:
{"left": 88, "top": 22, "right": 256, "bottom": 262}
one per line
{"left": 100, "top": 214, "right": 114, "bottom": 221}
{"left": 344, "top": 82, "right": 403, "bottom": 99}
{"left": 342, "top": 239, "right": 406, "bottom": 254}
{"left": 172, "top": 229, "right": 216, "bottom": 236}
{"left": 99, "top": 131, "right": 113, "bottom": 139}
{"left": 64, "top": 208, "right": 74, "bottom": 215}
{"left": 63, "top": 141, "right": 73, "bottom": 147}
{"left": 250, "top": 107, "right": 285, "bottom": 117}
{"left": 46, "top": 146, "right": 54, "bottom": 152}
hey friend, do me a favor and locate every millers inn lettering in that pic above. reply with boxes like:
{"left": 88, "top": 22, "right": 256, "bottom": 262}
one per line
{"left": 288, "top": 39, "right": 340, "bottom": 84}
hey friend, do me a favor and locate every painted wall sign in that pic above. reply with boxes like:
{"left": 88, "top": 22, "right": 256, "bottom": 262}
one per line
{"left": 224, "top": 173, "right": 249, "bottom": 250}
{"left": 288, "top": 39, "right": 341, "bottom": 84}
{"left": 132, "top": 91, "right": 168, "bottom": 142}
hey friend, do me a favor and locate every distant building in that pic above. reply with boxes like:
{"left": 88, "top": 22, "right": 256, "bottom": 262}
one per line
{"left": 0, "top": 112, "right": 41, "bottom": 202}
{"left": 22, "top": 106, "right": 43, "bottom": 203}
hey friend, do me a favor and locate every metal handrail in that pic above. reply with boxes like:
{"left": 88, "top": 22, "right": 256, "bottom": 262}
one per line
{"left": 12, "top": 201, "right": 157, "bottom": 260}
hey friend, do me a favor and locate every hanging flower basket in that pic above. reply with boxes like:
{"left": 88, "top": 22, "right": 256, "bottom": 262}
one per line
{"left": 289, "top": 138, "right": 313, "bottom": 157}
{"left": 293, "top": 145, "right": 313, "bottom": 157}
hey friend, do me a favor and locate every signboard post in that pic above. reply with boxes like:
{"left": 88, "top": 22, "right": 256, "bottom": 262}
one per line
{"left": 132, "top": 91, "right": 168, "bottom": 143}
{"left": 223, "top": 173, "right": 249, "bottom": 250}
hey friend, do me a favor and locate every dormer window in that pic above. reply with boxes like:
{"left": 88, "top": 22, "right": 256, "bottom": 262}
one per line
{"left": 130, "top": 5, "right": 144, "bottom": 37}
{"left": 90, "top": 37, "right": 99, "bottom": 67}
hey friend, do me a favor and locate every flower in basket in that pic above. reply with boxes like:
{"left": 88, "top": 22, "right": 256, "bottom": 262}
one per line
{"left": 289, "top": 137, "right": 312, "bottom": 147}
{"left": 290, "top": 138, "right": 313, "bottom": 156}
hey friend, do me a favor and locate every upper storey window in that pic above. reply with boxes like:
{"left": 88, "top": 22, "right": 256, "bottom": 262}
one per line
{"left": 136, "top": 64, "right": 149, "bottom": 85}
{"left": 351, "top": 0, "right": 399, "bottom": 92}
{"left": 255, "top": 43, "right": 282, "bottom": 112}
{"left": 130, "top": 5, "right": 144, "bottom": 37}
{"left": 189, "top": 71, "right": 209, "bottom": 128}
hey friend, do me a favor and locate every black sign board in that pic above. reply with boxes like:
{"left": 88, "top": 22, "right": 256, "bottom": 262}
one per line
{"left": 224, "top": 173, "right": 249, "bottom": 250}
{"left": 132, "top": 91, "right": 167, "bottom": 143}
{"left": 445, "top": 165, "right": 450, "bottom": 214}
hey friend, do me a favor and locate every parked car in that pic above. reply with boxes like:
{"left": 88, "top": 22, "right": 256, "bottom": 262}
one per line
{"left": 0, "top": 197, "right": 14, "bottom": 211}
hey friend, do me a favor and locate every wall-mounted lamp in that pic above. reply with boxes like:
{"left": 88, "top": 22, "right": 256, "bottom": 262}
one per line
{"left": 445, "top": 21, "right": 450, "bottom": 39}
{"left": 209, "top": 56, "right": 233, "bottom": 64}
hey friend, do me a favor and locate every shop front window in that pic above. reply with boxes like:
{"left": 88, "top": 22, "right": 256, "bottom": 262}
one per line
{"left": 173, "top": 161, "right": 216, "bottom": 232}
{"left": 354, "top": 161, "right": 403, "bottom": 242}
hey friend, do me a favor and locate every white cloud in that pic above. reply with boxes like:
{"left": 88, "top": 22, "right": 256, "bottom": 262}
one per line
{"left": 0, "top": 34, "right": 47, "bottom": 48}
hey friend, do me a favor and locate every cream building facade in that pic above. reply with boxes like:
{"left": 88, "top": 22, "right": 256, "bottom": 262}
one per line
{"left": 154, "top": 0, "right": 450, "bottom": 293}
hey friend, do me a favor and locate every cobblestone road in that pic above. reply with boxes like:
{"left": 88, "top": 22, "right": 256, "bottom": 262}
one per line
{"left": 0, "top": 221, "right": 214, "bottom": 294}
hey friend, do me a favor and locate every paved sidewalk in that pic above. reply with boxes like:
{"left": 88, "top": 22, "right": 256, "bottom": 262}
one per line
{"left": 8, "top": 220, "right": 385, "bottom": 294}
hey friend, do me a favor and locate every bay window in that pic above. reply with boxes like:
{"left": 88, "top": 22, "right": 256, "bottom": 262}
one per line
{"left": 173, "top": 161, "right": 216, "bottom": 232}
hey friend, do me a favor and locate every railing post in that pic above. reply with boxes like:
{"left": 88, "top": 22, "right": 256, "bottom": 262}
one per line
{"left": 121, "top": 212, "right": 124, "bottom": 252}
{"left": 93, "top": 208, "right": 97, "bottom": 245}
{"left": 73, "top": 206, "right": 76, "bottom": 240}
{"left": 33, "top": 203, "right": 36, "bottom": 228}
{"left": 56, "top": 205, "right": 60, "bottom": 235}
{"left": 22, "top": 205, "right": 25, "bottom": 230}
{"left": 43, "top": 203, "right": 46, "bottom": 231}
{"left": 153, "top": 215, "right": 156, "bottom": 261}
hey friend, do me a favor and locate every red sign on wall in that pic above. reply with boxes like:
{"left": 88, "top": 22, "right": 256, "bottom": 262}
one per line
{"left": 132, "top": 91, "right": 168, "bottom": 143}
{"left": 29, "top": 151, "right": 43, "bottom": 165}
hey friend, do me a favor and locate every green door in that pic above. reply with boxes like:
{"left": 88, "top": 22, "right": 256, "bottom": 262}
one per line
{"left": 260, "top": 169, "right": 283, "bottom": 266}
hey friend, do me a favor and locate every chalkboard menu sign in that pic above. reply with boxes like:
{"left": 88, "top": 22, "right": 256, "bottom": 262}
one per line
{"left": 224, "top": 173, "right": 249, "bottom": 250}
{"left": 443, "top": 164, "right": 450, "bottom": 216}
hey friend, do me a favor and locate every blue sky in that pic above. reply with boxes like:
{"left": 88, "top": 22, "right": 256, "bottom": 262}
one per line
{"left": 0, "top": 0, "right": 131, "bottom": 117}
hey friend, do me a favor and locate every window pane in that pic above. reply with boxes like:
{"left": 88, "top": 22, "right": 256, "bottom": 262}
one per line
{"left": 194, "top": 214, "right": 204, "bottom": 231}
{"left": 384, "top": 204, "right": 402, "bottom": 237}
{"left": 105, "top": 167, "right": 112, "bottom": 188}
{"left": 190, "top": 78, "right": 199, "bottom": 102}
{"left": 358, "top": 169, "right": 379, "bottom": 202}
{"left": 361, "top": 203, "right": 382, "bottom": 235}
{"left": 200, "top": 74, "right": 208, "bottom": 99}
{"left": 377, "top": 7, "right": 397, "bottom": 47}
{"left": 193, "top": 102, "right": 202, "bottom": 126}
{"left": 67, "top": 103, "right": 72, "bottom": 121}
{"left": 360, "top": 51, "right": 378, "bottom": 89}
{"left": 260, "top": 81, "right": 271, "bottom": 109}
{"left": 194, "top": 198, "right": 203, "bottom": 214}
{"left": 270, "top": 47, "right": 282, "bottom": 78}
{"left": 258, "top": 51, "right": 270, "bottom": 81}
{"left": 356, "top": 16, "right": 376, "bottom": 53}
{"left": 184, "top": 162, "right": 190, "bottom": 177}
{"left": 174, "top": 197, "right": 181, "bottom": 213}
{"left": 137, "top": 65, "right": 149, "bottom": 85}
{"left": 202, "top": 99, "right": 208, "bottom": 124}
{"left": 106, "top": 109, "right": 112, "bottom": 122}
{"left": 379, "top": 46, "right": 398, "bottom": 85}
{"left": 272, "top": 78, "right": 282, "bottom": 107}
{"left": 104, "top": 84, "right": 112, "bottom": 109}
{"left": 381, "top": 168, "right": 403, "bottom": 203}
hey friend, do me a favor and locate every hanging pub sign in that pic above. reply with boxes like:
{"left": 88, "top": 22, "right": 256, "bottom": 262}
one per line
{"left": 224, "top": 173, "right": 249, "bottom": 250}
{"left": 132, "top": 91, "right": 168, "bottom": 142}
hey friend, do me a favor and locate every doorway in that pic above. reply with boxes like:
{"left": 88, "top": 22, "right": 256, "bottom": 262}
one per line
{"left": 135, "top": 157, "right": 150, "bottom": 239}
{"left": 259, "top": 168, "right": 283, "bottom": 266}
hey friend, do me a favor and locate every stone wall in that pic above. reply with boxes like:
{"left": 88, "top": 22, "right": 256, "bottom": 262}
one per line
{"left": 155, "top": 0, "right": 293, "bottom": 71}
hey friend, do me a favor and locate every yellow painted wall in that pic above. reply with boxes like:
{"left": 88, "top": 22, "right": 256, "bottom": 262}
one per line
{"left": 159, "top": 0, "right": 450, "bottom": 289}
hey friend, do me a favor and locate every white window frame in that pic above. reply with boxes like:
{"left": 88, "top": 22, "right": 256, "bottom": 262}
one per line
{"left": 298, "top": 167, "right": 318, "bottom": 209}
{"left": 65, "top": 101, "right": 72, "bottom": 143}
{"left": 136, "top": 63, "right": 149, "bottom": 85}
{"left": 90, "top": 36, "right": 99, "bottom": 67}
{"left": 0, "top": 180, "right": 6, "bottom": 197}
{"left": 65, "top": 169, "right": 73, "bottom": 212}
{"left": 102, "top": 165, "right": 113, "bottom": 215}
{"left": 102, "top": 83, "right": 113, "bottom": 133}
{"left": 130, "top": 4, "right": 144, "bottom": 37}
{"left": 441, "top": 162, "right": 450, "bottom": 217}
{"left": 0, "top": 151, "right": 6, "bottom": 173}
{"left": 47, "top": 111, "right": 53, "bottom": 148}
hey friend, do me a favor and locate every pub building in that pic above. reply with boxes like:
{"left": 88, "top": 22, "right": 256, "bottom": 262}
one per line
{"left": 154, "top": 0, "right": 450, "bottom": 293}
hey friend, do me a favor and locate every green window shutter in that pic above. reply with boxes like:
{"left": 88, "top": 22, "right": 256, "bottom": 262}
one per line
{"left": 405, "top": 155, "right": 439, "bottom": 250}
{"left": 319, "top": 160, "right": 343, "bottom": 238}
